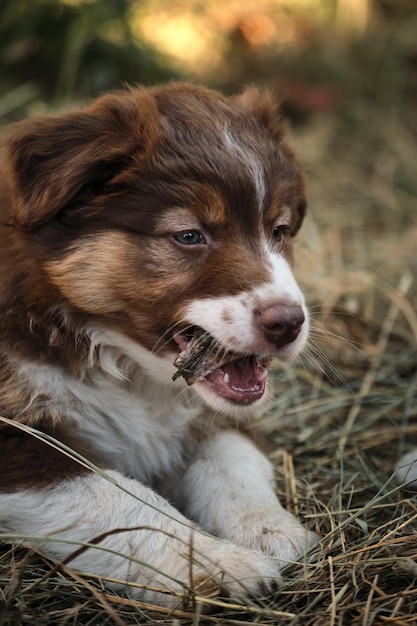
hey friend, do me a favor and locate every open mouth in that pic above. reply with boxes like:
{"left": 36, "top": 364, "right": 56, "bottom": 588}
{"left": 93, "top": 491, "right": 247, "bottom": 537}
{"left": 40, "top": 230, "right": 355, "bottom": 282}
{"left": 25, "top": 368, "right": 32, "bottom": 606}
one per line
{"left": 172, "top": 326, "right": 269, "bottom": 405}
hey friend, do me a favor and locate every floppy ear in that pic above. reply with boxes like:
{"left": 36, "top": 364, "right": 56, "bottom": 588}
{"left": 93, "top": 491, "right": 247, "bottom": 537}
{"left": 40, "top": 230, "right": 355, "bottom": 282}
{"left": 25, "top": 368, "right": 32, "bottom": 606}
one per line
{"left": 5, "top": 90, "right": 159, "bottom": 231}
{"left": 233, "top": 86, "right": 288, "bottom": 144}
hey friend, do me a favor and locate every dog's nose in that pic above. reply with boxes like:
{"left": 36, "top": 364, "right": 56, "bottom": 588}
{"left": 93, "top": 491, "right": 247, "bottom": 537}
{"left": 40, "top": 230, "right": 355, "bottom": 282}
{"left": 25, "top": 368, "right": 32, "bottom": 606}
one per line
{"left": 256, "top": 303, "right": 305, "bottom": 348}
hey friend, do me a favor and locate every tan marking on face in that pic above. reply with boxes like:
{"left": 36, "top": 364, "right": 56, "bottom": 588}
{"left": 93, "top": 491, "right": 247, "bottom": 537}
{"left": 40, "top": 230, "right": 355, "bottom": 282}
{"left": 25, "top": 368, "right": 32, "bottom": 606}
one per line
{"left": 46, "top": 232, "right": 131, "bottom": 313}
{"left": 266, "top": 179, "right": 306, "bottom": 235}
{"left": 154, "top": 208, "right": 202, "bottom": 235}
{"left": 201, "top": 191, "right": 229, "bottom": 228}
{"left": 153, "top": 188, "right": 227, "bottom": 238}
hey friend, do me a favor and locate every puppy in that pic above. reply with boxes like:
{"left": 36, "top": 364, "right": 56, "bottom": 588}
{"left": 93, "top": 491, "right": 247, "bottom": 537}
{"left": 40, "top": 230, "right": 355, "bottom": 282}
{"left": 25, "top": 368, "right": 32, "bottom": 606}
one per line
{"left": 0, "top": 83, "right": 317, "bottom": 607}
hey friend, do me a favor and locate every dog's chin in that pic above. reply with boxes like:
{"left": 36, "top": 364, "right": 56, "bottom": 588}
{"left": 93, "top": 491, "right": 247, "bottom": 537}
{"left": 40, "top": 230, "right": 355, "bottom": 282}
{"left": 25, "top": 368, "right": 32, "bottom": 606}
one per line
{"left": 193, "top": 374, "right": 269, "bottom": 416}
{"left": 195, "top": 356, "right": 268, "bottom": 407}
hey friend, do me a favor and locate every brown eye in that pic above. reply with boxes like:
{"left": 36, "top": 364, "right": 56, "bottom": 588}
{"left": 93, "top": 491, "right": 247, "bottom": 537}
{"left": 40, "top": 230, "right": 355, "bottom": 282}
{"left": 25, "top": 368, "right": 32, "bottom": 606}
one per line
{"left": 174, "top": 230, "right": 205, "bottom": 245}
{"left": 273, "top": 226, "right": 284, "bottom": 242}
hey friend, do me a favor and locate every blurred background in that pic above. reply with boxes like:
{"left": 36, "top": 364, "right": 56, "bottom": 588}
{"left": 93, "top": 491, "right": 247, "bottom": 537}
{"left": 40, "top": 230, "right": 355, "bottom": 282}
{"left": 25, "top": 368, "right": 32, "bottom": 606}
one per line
{"left": 1, "top": 0, "right": 416, "bottom": 121}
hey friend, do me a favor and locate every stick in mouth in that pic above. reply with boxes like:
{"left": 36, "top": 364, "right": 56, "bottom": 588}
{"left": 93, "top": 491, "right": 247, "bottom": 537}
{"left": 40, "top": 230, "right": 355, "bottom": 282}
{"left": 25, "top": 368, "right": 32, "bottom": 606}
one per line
{"left": 172, "top": 326, "right": 238, "bottom": 385}
{"left": 172, "top": 326, "right": 269, "bottom": 405}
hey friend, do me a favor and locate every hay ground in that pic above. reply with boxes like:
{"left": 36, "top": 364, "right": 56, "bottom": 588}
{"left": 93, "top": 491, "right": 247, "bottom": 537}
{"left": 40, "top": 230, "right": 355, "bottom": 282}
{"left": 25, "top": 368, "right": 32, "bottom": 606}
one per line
{"left": 1, "top": 99, "right": 417, "bottom": 625}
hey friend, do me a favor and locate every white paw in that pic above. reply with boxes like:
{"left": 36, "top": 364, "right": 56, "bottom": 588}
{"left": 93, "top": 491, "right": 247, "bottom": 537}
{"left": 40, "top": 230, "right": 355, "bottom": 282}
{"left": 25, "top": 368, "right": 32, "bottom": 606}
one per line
{"left": 118, "top": 534, "right": 281, "bottom": 608}
{"left": 221, "top": 508, "right": 318, "bottom": 565}
{"left": 192, "top": 537, "right": 282, "bottom": 599}
{"left": 395, "top": 450, "right": 417, "bottom": 489}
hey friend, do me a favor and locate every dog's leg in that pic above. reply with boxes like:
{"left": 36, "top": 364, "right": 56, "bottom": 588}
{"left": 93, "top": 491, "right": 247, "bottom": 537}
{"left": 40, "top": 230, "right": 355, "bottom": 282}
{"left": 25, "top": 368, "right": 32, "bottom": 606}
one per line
{"left": 172, "top": 432, "right": 318, "bottom": 566}
{"left": 0, "top": 469, "right": 283, "bottom": 606}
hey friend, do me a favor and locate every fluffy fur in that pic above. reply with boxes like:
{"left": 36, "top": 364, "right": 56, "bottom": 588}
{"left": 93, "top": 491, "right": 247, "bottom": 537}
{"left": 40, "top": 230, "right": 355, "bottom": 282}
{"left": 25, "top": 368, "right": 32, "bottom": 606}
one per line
{"left": 0, "top": 83, "right": 317, "bottom": 607}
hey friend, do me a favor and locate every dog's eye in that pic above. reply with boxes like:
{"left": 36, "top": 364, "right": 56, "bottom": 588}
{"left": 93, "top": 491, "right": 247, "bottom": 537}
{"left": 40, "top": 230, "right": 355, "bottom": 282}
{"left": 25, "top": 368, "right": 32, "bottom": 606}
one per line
{"left": 174, "top": 231, "right": 205, "bottom": 245}
{"left": 272, "top": 226, "right": 285, "bottom": 242}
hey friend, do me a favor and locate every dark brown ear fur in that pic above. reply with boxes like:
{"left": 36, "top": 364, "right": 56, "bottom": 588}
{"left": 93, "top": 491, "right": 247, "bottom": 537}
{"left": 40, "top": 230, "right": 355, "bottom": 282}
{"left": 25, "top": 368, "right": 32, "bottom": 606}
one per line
{"left": 232, "top": 86, "right": 288, "bottom": 144}
{"left": 4, "top": 89, "right": 160, "bottom": 231}
{"left": 3, "top": 83, "right": 304, "bottom": 232}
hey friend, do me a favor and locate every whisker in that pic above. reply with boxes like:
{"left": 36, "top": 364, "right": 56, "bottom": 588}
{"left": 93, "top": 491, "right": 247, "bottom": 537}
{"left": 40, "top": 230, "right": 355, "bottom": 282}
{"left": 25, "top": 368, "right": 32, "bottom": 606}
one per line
{"left": 302, "top": 343, "right": 352, "bottom": 389}
{"left": 308, "top": 321, "right": 367, "bottom": 357}
{"left": 151, "top": 320, "right": 193, "bottom": 356}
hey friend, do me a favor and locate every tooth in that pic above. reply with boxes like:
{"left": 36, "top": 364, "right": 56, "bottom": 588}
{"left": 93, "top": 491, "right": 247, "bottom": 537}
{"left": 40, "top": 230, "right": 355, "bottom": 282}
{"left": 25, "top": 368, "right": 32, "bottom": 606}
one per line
{"left": 259, "top": 370, "right": 268, "bottom": 380}
{"left": 223, "top": 373, "right": 230, "bottom": 384}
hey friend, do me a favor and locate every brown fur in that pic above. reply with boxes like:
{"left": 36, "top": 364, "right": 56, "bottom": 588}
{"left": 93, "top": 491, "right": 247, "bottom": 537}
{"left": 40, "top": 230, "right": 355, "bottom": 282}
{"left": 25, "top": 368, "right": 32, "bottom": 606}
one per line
{"left": 0, "top": 83, "right": 306, "bottom": 490}
{"left": 0, "top": 423, "right": 102, "bottom": 491}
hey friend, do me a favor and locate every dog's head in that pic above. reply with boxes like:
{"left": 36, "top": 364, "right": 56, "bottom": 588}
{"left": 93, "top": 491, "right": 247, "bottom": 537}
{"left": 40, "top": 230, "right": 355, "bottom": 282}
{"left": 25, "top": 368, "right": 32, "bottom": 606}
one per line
{"left": 3, "top": 83, "right": 307, "bottom": 413}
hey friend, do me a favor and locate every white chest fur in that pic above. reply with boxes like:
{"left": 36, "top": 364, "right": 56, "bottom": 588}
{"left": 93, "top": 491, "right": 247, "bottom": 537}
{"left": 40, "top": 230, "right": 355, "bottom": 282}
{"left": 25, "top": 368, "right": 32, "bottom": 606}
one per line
{"left": 17, "top": 327, "right": 203, "bottom": 482}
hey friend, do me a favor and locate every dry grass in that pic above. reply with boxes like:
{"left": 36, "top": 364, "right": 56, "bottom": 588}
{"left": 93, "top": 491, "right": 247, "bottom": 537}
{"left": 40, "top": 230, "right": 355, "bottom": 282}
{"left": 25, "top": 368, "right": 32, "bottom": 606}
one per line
{"left": 1, "top": 98, "right": 417, "bottom": 624}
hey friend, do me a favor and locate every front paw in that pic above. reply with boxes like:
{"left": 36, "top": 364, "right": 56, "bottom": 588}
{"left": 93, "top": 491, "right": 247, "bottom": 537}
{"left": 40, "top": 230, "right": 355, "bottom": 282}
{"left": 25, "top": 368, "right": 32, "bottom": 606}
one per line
{"left": 192, "top": 538, "right": 282, "bottom": 600}
{"left": 224, "top": 509, "right": 318, "bottom": 565}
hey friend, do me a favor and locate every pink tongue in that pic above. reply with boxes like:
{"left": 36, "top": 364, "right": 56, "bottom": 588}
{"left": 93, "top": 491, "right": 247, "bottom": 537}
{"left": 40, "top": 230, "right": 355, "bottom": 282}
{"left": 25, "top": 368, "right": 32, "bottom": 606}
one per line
{"left": 205, "top": 356, "right": 266, "bottom": 405}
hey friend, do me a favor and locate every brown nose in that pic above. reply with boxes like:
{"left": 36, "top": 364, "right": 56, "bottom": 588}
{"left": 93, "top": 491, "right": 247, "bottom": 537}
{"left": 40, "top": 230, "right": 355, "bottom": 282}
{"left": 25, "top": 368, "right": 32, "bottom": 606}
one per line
{"left": 256, "top": 303, "right": 305, "bottom": 348}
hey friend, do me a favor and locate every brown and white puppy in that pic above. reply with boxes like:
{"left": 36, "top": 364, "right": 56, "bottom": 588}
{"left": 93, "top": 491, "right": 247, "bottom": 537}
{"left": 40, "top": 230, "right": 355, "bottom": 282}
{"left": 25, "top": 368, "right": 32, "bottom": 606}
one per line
{"left": 0, "top": 83, "right": 317, "bottom": 606}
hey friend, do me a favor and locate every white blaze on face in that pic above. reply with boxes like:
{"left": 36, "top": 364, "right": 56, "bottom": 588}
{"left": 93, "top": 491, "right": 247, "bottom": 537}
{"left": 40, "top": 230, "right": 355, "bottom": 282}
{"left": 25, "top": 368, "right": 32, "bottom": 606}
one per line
{"left": 223, "top": 130, "right": 266, "bottom": 211}
{"left": 201, "top": 130, "right": 308, "bottom": 360}
{"left": 184, "top": 252, "right": 309, "bottom": 361}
